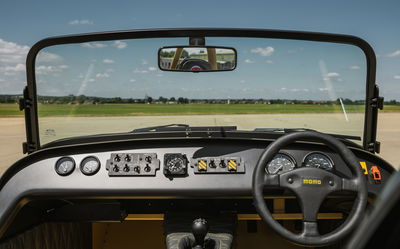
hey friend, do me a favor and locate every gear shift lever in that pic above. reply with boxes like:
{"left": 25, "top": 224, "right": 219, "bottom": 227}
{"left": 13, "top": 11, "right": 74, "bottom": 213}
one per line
{"left": 191, "top": 218, "right": 209, "bottom": 249}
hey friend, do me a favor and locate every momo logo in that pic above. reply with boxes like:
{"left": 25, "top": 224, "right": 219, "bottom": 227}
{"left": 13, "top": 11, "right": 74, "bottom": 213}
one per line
{"left": 302, "top": 179, "right": 322, "bottom": 185}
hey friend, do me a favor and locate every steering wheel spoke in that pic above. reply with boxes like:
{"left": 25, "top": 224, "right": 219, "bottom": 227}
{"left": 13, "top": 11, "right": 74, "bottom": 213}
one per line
{"left": 342, "top": 178, "right": 359, "bottom": 192}
{"left": 263, "top": 174, "right": 280, "bottom": 186}
{"left": 301, "top": 221, "right": 320, "bottom": 237}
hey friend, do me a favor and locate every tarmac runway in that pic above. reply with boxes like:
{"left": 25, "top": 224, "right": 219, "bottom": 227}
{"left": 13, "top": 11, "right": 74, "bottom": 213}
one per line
{"left": 1, "top": 113, "right": 399, "bottom": 175}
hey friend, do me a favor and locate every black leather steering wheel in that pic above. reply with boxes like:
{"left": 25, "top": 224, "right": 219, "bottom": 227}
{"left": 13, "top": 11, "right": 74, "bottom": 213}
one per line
{"left": 252, "top": 131, "right": 367, "bottom": 247}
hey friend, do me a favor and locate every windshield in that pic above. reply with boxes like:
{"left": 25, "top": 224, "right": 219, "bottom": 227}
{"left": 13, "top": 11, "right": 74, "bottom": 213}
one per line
{"left": 35, "top": 37, "right": 367, "bottom": 145}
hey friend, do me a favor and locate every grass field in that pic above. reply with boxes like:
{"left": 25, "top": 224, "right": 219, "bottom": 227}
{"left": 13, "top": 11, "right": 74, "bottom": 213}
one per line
{"left": 1, "top": 103, "right": 400, "bottom": 117}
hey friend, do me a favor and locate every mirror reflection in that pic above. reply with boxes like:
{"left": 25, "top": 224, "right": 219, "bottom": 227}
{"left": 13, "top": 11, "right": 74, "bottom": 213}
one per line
{"left": 159, "top": 46, "right": 236, "bottom": 72}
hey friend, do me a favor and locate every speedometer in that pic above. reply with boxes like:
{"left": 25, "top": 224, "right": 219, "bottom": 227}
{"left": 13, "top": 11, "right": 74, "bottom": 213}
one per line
{"left": 266, "top": 153, "right": 296, "bottom": 174}
{"left": 303, "top": 152, "right": 334, "bottom": 170}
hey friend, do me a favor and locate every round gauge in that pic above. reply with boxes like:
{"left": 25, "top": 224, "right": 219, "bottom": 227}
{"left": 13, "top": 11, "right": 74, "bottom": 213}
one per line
{"left": 303, "top": 152, "right": 334, "bottom": 170}
{"left": 80, "top": 156, "right": 101, "bottom": 175}
{"left": 266, "top": 153, "right": 296, "bottom": 174}
{"left": 164, "top": 153, "right": 188, "bottom": 176}
{"left": 55, "top": 157, "right": 75, "bottom": 176}
{"left": 167, "top": 157, "right": 185, "bottom": 172}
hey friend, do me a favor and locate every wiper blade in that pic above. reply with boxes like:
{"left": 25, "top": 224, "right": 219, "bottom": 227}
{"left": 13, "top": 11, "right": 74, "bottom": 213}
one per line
{"left": 254, "top": 128, "right": 316, "bottom": 133}
{"left": 253, "top": 128, "right": 361, "bottom": 141}
{"left": 132, "top": 124, "right": 237, "bottom": 133}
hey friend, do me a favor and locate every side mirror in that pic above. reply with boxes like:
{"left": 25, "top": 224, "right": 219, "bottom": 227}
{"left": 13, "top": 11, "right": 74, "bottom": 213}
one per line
{"left": 158, "top": 46, "right": 237, "bottom": 72}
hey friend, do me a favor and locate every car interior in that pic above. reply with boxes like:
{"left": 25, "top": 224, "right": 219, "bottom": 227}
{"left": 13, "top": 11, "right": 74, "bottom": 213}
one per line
{"left": 0, "top": 29, "right": 396, "bottom": 249}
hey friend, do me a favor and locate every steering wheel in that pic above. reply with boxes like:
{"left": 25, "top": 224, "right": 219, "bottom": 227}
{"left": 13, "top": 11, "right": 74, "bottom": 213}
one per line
{"left": 252, "top": 131, "right": 367, "bottom": 247}
{"left": 178, "top": 58, "right": 212, "bottom": 71}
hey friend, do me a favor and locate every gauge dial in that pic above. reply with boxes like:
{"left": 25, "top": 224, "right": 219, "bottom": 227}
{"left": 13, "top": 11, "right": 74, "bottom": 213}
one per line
{"left": 80, "top": 156, "right": 101, "bottom": 175}
{"left": 167, "top": 157, "right": 185, "bottom": 172}
{"left": 55, "top": 157, "right": 75, "bottom": 176}
{"left": 266, "top": 153, "right": 296, "bottom": 174}
{"left": 303, "top": 152, "right": 334, "bottom": 170}
{"left": 164, "top": 153, "right": 188, "bottom": 176}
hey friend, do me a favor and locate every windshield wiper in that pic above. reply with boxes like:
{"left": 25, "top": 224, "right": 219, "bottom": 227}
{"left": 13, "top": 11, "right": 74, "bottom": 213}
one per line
{"left": 132, "top": 124, "right": 237, "bottom": 133}
{"left": 253, "top": 127, "right": 361, "bottom": 141}
{"left": 132, "top": 125, "right": 360, "bottom": 141}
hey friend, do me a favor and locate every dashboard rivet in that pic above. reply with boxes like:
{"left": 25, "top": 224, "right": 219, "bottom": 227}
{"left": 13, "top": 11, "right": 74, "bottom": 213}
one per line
{"left": 288, "top": 178, "right": 293, "bottom": 184}
{"left": 329, "top": 180, "right": 334, "bottom": 186}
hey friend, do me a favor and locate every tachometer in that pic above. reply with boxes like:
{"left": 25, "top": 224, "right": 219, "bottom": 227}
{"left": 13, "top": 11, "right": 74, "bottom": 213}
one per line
{"left": 266, "top": 153, "right": 296, "bottom": 174}
{"left": 303, "top": 152, "right": 334, "bottom": 170}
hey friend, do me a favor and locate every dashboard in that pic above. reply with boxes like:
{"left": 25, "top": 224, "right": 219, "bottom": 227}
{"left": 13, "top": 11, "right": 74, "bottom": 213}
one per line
{"left": 0, "top": 138, "right": 394, "bottom": 239}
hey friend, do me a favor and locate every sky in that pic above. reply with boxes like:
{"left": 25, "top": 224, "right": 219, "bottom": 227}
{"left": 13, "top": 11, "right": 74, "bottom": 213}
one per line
{"left": 1, "top": 0, "right": 400, "bottom": 100}
{"left": 34, "top": 38, "right": 367, "bottom": 100}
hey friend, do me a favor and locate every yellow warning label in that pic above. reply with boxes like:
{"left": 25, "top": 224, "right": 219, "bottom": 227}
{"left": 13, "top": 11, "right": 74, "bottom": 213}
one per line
{"left": 228, "top": 160, "right": 237, "bottom": 170}
{"left": 198, "top": 160, "right": 207, "bottom": 171}
{"left": 228, "top": 160, "right": 237, "bottom": 167}
{"left": 359, "top": 162, "right": 368, "bottom": 175}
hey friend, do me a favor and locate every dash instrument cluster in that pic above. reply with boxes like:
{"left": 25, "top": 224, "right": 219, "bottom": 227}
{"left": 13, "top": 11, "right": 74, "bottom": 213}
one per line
{"left": 266, "top": 152, "right": 334, "bottom": 174}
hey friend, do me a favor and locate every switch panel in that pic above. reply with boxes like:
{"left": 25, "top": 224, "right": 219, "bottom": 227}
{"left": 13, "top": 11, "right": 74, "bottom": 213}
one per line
{"left": 106, "top": 153, "right": 160, "bottom": 176}
{"left": 192, "top": 157, "right": 245, "bottom": 174}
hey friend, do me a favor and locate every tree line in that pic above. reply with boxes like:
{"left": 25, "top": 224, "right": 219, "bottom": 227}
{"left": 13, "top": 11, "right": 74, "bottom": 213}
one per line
{"left": 0, "top": 94, "right": 399, "bottom": 105}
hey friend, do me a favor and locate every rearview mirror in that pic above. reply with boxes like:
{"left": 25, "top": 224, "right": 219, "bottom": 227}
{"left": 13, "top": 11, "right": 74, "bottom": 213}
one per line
{"left": 158, "top": 46, "right": 236, "bottom": 72}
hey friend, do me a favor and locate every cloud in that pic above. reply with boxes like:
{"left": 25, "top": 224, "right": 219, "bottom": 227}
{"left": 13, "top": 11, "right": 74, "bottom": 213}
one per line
{"left": 141, "top": 60, "right": 149, "bottom": 65}
{"left": 244, "top": 59, "right": 254, "bottom": 64}
{"left": 37, "top": 52, "right": 63, "bottom": 63}
{"left": 279, "top": 87, "right": 309, "bottom": 92}
{"left": 322, "top": 72, "right": 342, "bottom": 82}
{"left": 394, "top": 75, "right": 400, "bottom": 80}
{"left": 251, "top": 46, "right": 274, "bottom": 56}
{"left": 112, "top": 41, "right": 127, "bottom": 49}
{"left": 325, "top": 72, "right": 340, "bottom": 77}
{"left": 129, "top": 78, "right": 136, "bottom": 82}
{"left": 148, "top": 66, "right": 157, "bottom": 71}
{"left": 266, "top": 60, "right": 273, "bottom": 64}
{"left": 133, "top": 68, "right": 148, "bottom": 74}
{"left": 96, "top": 73, "right": 110, "bottom": 78}
{"left": 88, "top": 78, "right": 95, "bottom": 82}
{"left": 36, "top": 65, "right": 68, "bottom": 75}
{"left": 387, "top": 50, "right": 400, "bottom": 57}
{"left": 0, "top": 63, "right": 25, "bottom": 73}
{"left": 350, "top": 65, "right": 360, "bottom": 70}
{"left": 69, "top": 19, "right": 93, "bottom": 25}
{"left": 102, "top": 59, "right": 114, "bottom": 64}
{"left": 81, "top": 43, "right": 107, "bottom": 48}
{"left": 0, "top": 39, "right": 30, "bottom": 64}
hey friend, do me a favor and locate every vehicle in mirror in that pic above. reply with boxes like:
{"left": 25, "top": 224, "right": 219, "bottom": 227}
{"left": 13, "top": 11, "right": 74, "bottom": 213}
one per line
{"left": 158, "top": 46, "right": 236, "bottom": 72}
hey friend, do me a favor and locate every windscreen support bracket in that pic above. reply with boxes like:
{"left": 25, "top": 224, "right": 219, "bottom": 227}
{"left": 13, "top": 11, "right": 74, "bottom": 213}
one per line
{"left": 365, "top": 85, "right": 383, "bottom": 153}
{"left": 20, "top": 86, "right": 38, "bottom": 154}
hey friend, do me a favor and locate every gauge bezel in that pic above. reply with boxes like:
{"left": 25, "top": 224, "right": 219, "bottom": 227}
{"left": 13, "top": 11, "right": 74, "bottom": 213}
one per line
{"left": 80, "top": 156, "right": 101, "bottom": 176}
{"left": 164, "top": 153, "right": 188, "bottom": 176}
{"left": 55, "top": 157, "right": 76, "bottom": 176}
{"left": 265, "top": 152, "right": 297, "bottom": 174}
{"left": 302, "top": 151, "right": 335, "bottom": 170}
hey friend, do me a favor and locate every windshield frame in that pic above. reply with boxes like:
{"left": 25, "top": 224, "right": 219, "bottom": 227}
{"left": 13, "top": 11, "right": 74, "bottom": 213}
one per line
{"left": 23, "top": 28, "right": 378, "bottom": 153}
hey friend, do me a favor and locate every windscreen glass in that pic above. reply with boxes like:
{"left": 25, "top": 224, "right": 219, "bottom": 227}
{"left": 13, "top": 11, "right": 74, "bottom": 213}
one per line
{"left": 35, "top": 37, "right": 367, "bottom": 145}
